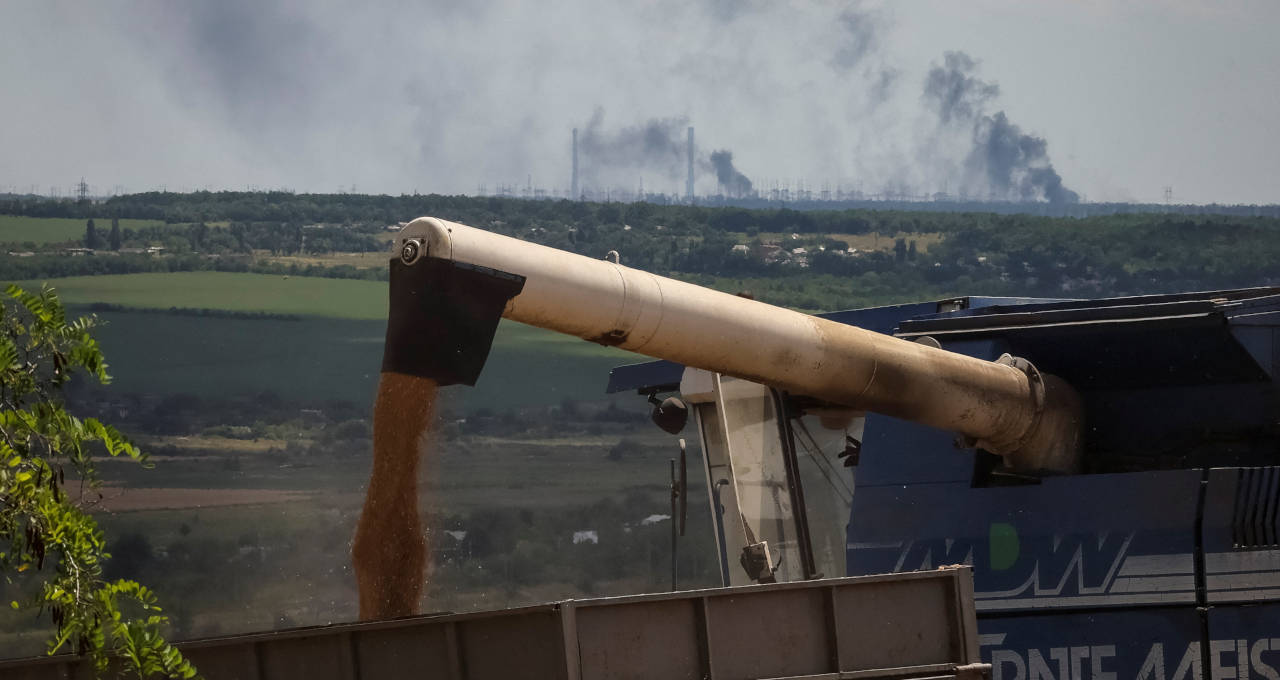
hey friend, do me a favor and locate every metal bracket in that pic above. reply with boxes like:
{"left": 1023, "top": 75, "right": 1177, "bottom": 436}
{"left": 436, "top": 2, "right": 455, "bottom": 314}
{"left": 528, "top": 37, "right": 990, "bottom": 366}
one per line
{"left": 739, "top": 541, "right": 776, "bottom": 583}
{"left": 992, "top": 353, "right": 1047, "bottom": 454}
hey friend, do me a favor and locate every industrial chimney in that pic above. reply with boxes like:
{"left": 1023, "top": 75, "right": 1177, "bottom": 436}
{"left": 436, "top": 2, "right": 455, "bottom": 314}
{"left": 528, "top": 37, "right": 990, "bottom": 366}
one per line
{"left": 686, "top": 127, "right": 695, "bottom": 203}
{"left": 571, "top": 128, "right": 579, "bottom": 200}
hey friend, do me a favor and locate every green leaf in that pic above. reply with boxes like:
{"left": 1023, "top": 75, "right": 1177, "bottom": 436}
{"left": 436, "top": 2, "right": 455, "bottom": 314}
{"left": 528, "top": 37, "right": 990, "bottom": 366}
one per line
{"left": 0, "top": 285, "right": 197, "bottom": 679}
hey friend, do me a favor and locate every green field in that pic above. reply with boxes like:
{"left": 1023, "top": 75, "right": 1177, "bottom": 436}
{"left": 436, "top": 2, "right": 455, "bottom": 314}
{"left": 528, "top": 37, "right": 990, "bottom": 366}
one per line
{"left": 0, "top": 215, "right": 164, "bottom": 244}
{"left": 18, "top": 272, "right": 390, "bottom": 319}
{"left": 83, "top": 309, "right": 632, "bottom": 410}
{"left": 4, "top": 272, "right": 637, "bottom": 410}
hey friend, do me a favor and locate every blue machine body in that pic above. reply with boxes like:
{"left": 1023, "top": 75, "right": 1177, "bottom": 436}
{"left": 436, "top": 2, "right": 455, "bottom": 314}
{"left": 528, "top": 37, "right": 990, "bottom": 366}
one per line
{"left": 609, "top": 287, "right": 1280, "bottom": 680}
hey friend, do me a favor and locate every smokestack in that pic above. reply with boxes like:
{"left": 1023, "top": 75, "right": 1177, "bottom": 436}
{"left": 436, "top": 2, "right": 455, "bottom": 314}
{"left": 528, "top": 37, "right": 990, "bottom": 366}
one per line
{"left": 571, "top": 128, "right": 579, "bottom": 200}
{"left": 686, "top": 127, "right": 695, "bottom": 202}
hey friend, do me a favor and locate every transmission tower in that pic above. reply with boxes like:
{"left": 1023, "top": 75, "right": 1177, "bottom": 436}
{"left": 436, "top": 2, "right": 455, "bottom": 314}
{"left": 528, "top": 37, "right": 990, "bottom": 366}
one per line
{"left": 76, "top": 178, "right": 89, "bottom": 201}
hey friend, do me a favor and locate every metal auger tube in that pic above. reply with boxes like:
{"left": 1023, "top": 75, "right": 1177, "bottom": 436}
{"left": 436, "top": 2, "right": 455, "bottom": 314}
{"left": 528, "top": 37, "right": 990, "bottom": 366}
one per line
{"left": 386, "top": 216, "right": 1082, "bottom": 473}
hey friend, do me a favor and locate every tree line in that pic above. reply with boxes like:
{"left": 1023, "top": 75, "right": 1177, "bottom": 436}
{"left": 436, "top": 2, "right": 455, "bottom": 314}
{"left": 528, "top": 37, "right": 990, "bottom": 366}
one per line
{"left": 4, "top": 192, "right": 1279, "bottom": 308}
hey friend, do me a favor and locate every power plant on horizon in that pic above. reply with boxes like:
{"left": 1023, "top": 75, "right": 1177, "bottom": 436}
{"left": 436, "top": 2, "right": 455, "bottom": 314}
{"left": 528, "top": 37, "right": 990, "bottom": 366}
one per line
{"left": 479, "top": 126, "right": 1067, "bottom": 208}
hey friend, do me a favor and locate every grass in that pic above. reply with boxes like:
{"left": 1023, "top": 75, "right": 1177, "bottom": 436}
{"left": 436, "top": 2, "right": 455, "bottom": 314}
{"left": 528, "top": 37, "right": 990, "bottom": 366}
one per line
{"left": 23, "top": 272, "right": 650, "bottom": 346}
{"left": 17, "top": 272, "right": 391, "bottom": 319}
{"left": 9, "top": 270, "right": 633, "bottom": 411}
{"left": 76, "top": 307, "right": 631, "bottom": 411}
{"left": 4, "top": 272, "right": 639, "bottom": 409}
{"left": 0, "top": 215, "right": 164, "bottom": 245}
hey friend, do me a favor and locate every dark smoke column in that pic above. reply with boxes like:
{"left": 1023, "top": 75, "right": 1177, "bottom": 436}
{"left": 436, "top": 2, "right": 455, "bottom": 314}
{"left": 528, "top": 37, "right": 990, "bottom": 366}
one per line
{"left": 923, "top": 51, "right": 1078, "bottom": 204}
{"left": 709, "top": 150, "right": 753, "bottom": 198}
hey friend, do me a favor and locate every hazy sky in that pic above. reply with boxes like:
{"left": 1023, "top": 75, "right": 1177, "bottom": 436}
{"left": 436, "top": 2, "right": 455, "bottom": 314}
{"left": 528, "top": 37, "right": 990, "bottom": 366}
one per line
{"left": 2, "top": 1, "right": 1277, "bottom": 204}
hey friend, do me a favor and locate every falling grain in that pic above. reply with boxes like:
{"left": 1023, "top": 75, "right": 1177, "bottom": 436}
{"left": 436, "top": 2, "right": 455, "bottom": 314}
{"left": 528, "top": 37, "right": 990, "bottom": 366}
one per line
{"left": 353, "top": 371, "right": 437, "bottom": 620}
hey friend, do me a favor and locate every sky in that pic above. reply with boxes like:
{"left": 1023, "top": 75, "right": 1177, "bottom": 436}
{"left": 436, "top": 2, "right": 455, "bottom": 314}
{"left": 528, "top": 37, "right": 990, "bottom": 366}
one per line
{"left": 2, "top": 0, "right": 1277, "bottom": 205}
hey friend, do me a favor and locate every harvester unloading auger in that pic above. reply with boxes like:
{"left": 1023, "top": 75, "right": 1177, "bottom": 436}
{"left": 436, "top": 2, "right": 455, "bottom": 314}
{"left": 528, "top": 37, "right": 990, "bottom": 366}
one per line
{"left": 386, "top": 216, "right": 1082, "bottom": 472}
{"left": 354, "top": 215, "right": 1084, "bottom": 619}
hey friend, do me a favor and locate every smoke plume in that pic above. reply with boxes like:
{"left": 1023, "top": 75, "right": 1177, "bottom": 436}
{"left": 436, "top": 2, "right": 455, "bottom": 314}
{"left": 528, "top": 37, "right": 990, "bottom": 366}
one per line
{"left": 707, "top": 151, "right": 753, "bottom": 198}
{"left": 830, "top": 6, "right": 885, "bottom": 73}
{"left": 1, "top": 2, "right": 1097, "bottom": 202}
{"left": 577, "top": 109, "right": 689, "bottom": 188}
{"left": 924, "top": 52, "right": 1078, "bottom": 203}
{"left": 575, "top": 110, "right": 757, "bottom": 197}
{"left": 922, "top": 52, "right": 999, "bottom": 125}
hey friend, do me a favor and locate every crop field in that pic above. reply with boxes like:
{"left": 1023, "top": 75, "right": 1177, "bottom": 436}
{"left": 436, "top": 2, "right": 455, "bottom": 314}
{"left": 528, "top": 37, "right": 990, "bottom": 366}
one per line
{"left": 2, "top": 272, "right": 635, "bottom": 409}
{"left": 0, "top": 215, "right": 165, "bottom": 244}
{"left": 16, "top": 271, "right": 391, "bottom": 319}
{"left": 77, "top": 308, "right": 629, "bottom": 410}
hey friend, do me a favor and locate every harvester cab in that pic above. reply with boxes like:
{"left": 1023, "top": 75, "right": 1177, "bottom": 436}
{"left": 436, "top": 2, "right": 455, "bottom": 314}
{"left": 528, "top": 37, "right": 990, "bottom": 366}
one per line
{"left": 382, "top": 216, "right": 1280, "bottom": 680}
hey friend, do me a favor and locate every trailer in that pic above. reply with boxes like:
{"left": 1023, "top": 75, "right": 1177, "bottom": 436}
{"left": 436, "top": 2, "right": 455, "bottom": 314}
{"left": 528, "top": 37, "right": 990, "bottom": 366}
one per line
{"left": 0, "top": 568, "right": 986, "bottom": 680}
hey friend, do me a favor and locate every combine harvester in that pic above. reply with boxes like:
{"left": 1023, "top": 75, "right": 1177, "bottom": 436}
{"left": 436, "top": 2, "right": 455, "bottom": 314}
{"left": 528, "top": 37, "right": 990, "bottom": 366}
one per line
{"left": 7, "top": 216, "right": 1279, "bottom": 678}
